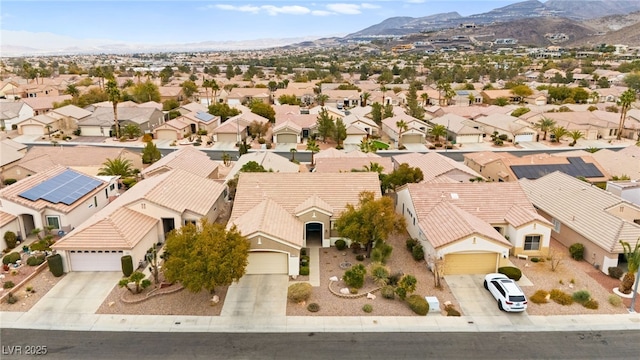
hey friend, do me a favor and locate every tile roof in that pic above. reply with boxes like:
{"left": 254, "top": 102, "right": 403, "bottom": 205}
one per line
{"left": 51, "top": 104, "right": 92, "bottom": 119}
{"left": 0, "top": 210, "right": 17, "bottom": 227}
{"left": 141, "top": 146, "right": 220, "bottom": 179}
{"left": 21, "top": 95, "right": 72, "bottom": 110}
{"left": 315, "top": 148, "right": 381, "bottom": 159}
{"left": 313, "top": 157, "right": 393, "bottom": 174}
{"left": 430, "top": 113, "right": 483, "bottom": 135}
{"left": 520, "top": 171, "right": 640, "bottom": 253}
{"left": 393, "top": 152, "right": 481, "bottom": 182}
{"left": 230, "top": 198, "right": 303, "bottom": 248}
{"left": 52, "top": 207, "right": 158, "bottom": 250}
{"left": 229, "top": 172, "right": 381, "bottom": 223}
{"left": 463, "top": 151, "right": 516, "bottom": 166}
{"left": 1, "top": 138, "right": 27, "bottom": 167}
{"left": 589, "top": 145, "right": 640, "bottom": 180}
{"left": 225, "top": 151, "right": 299, "bottom": 181}
{"left": 17, "top": 146, "right": 141, "bottom": 174}
{"left": 0, "top": 165, "right": 106, "bottom": 213}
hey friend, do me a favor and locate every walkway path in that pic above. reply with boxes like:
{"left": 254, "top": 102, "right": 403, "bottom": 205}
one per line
{"left": 308, "top": 246, "right": 320, "bottom": 287}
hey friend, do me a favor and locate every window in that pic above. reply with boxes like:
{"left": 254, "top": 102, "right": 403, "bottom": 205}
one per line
{"left": 552, "top": 218, "right": 561, "bottom": 233}
{"left": 110, "top": 184, "right": 115, "bottom": 191}
{"left": 45, "top": 216, "right": 61, "bottom": 229}
{"left": 524, "top": 235, "right": 541, "bottom": 251}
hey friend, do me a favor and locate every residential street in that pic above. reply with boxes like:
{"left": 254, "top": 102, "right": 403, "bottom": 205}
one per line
{"left": 2, "top": 329, "right": 638, "bottom": 360}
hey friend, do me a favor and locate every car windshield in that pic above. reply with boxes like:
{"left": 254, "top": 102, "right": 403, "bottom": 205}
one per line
{"left": 509, "top": 295, "right": 526, "bottom": 302}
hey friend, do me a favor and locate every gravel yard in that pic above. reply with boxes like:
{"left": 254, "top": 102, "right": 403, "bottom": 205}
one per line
{"left": 286, "top": 232, "right": 462, "bottom": 316}
{"left": 0, "top": 269, "right": 64, "bottom": 312}
{"left": 511, "top": 240, "right": 631, "bottom": 315}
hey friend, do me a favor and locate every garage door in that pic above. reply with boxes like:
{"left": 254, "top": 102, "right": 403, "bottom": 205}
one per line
{"left": 156, "top": 129, "right": 177, "bottom": 140}
{"left": 217, "top": 133, "right": 238, "bottom": 143}
{"left": 245, "top": 252, "right": 288, "bottom": 275}
{"left": 69, "top": 250, "right": 123, "bottom": 271}
{"left": 444, "top": 252, "right": 498, "bottom": 275}
{"left": 515, "top": 133, "right": 534, "bottom": 142}
{"left": 276, "top": 133, "right": 297, "bottom": 143}
{"left": 21, "top": 125, "right": 44, "bottom": 135}
{"left": 402, "top": 134, "right": 423, "bottom": 144}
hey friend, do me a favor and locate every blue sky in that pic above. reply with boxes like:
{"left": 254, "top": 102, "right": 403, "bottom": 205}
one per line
{"left": 1, "top": 1, "right": 525, "bottom": 49}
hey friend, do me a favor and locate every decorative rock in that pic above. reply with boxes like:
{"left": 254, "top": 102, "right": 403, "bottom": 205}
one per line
{"left": 340, "top": 288, "right": 350, "bottom": 295}
{"left": 443, "top": 301, "right": 452, "bottom": 307}
{"left": 108, "top": 301, "right": 115, "bottom": 307}
{"left": 329, "top": 276, "right": 339, "bottom": 282}
{"left": 568, "top": 283, "right": 574, "bottom": 289}
{"left": 211, "top": 295, "right": 220, "bottom": 304}
{"left": 367, "top": 293, "right": 376, "bottom": 300}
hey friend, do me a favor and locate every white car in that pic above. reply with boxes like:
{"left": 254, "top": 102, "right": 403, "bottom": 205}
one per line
{"left": 483, "top": 273, "right": 528, "bottom": 312}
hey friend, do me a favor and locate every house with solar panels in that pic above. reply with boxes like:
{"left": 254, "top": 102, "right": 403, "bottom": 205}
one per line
{"left": 0, "top": 165, "right": 118, "bottom": 253}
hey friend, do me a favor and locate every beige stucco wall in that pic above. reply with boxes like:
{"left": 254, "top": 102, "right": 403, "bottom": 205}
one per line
{"left": 464, "top": 158, "right": 511, "bottom": 182}
{"left": 0, "top": 218, "right": 21, "bottom": 253}
{"left": 605, "top": 203, "right": 640, "bottom": 223}
{"left": 507, "top": 221, "right": 552, "bottom": 257}
{"left": 247, "top": 233, "right": 300, "bottom": 255}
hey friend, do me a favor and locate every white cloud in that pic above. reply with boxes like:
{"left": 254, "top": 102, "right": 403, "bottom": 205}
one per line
{"left": 311, "top": 10, "right": 334, "bottom": 16}
{"left": 360, "top": 3, "right": 381, "bottom": 9}
{"left": 326, "top": 3, "right": 362, "bottom": 14}
{"left": 405, "top": 0, "right": 426, "bottom": 3}
{"left": 214, "top": 4, "right": 260, "bottom": 13}
{"left": 261, "top": 5, "right": 311, "bottom": 16}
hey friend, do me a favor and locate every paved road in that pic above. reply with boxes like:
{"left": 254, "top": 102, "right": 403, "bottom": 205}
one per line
{"left": 1, "top": 329, "right": 638, "bottom": 359}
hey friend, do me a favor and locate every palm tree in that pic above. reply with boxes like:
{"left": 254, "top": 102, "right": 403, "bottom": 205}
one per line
{"left": 359, "top": 137, "right": 377, "bottom": 153}
{"left": 106, "top": 79, "right": 121, "bottom": 139}
{"left": 316, "top": 94, "right": 328, "bottom": 106}
{"left": 98, "top": 157, "right": 134, "bottom": 177}
{"left": 211, "top": 79, "right": 220, "bottom": 104}
{"left": 436, "top": 80, "right": 452, "bottom": 106}
{"left": 360, "top": 92, "right": 371, "bottom": 107}
{"left": 550, "top": 125, "right": 569, "bottom": 143}
{"left": 568, "top": 130, "right": 584, "bottom": 146}
{"left": 122, "top": 123, "right": 142, "bottom": 139}
{"left": 421, "top": 93, "right": 429, "bottom": 107}
{"left": 65, "top": 84, "right": 79, "bottom": 98}
{"left": 429, "top": 124, "right": 447, "bottom": 144}
{"left": 364, "top": 162, "right": 384, "bottom": 174}
{"left": 135, "top": 71, "right": 142, "bottom": 84}
{"left": 306, "top": 138, "right": 319, "bottom": 165}
{"left": 619, "top": 240, "right": 640, "bottom": 295}
{"left": 221, "top": 152, "right": 231, "bottom": 167}
{"left": 590, "top": 90, "right": 600, "bottom": 104}
{"left": 396, "top": 120, "right": 408, "bottom": 149}
{"left": 617, "top": 89, "right": 636, "bottom": 140}
{"left": 290, "top": 148, "right": 297, "bottom": 162}
{"left": 380, "top": 83, "right": 388, "bottom": 105}
{"left": 533, "top": 117, "right": 556, "bottom": 141}
{"left": 202, "top": 79, "right": 211, "bottom": 105}
{"left": 44, "top": 124, "right": 53, "bottom": 139}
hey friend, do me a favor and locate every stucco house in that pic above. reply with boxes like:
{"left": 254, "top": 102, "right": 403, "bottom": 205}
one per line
{"left": 141, "top": 146, "right": 221, "bottom": 180}
{"left": 153, "top": 118, "right": 191, "bottom": 141}
{"left": 227, "top": 172, "right": 381, "bottom": 276}
{"left": 395, "top": 182, "right": 552, "bottom": 274}
{"left": 0, "top": 137, "right": 28, "bottom": 188}
{"left": 392, "top": 152, "right": 482, "bottom": 183}
{"left": 52, "top": 168, "right": 228, "bottom": 272}
{"left": 429, "top": 113, "right": 484, "bottom": 144}
{"left": 521, "top": 171, "right": 640, "bottom": 274}
{"left": 382, "top": 114, "right": 431, "bottom": 145}
{"left": 48, "top": 104, "right": 92, "bottom": 132}
{"left": 0, "top": 101, "right": 34, "bottom": 130}
{"left": 15, "top": 114, "right": 60, "bottom": 136}
{"left": 0, "top": 165, "right": 118, "bottom": 253}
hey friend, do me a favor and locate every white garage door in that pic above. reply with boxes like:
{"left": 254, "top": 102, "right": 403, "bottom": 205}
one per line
{"left": 245, "top": 252, "right": 288, "bottom": 274}
{"left": 402, "top": 134, "right": 423, "bottom": 144}
{"left": 21, "top": 124, "right": 44, "bottom": 135}
{"left": 276, "top": 133, "right": 297, "bottom": 143}
{"left": 156, "top": 129, "right": 178, "bottom": 140}
{"left": 69, "top": 250, "right": 123, "bottom": 271}
{"left": 515, "top": 133, "right": 534, "bottom": 142}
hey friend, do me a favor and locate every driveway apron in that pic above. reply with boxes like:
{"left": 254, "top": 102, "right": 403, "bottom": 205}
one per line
{"left": 221, "top": 275, "right": 288, "bottom": 317}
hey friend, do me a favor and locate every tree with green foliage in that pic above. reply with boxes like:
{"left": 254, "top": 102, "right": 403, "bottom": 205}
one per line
{"left": 249, "top": 101, "right": 275, "bottom": 122}
{"left": 619, "top": 240, "right": 640, "bottom": 295}
{"left": 396, "top": 120, "right": 408, "bottom": 149}
{"left": 360, "top": 92, "right": 371, "bottom": 107}
{"left": 436, "top": 79, "right": 453, "bottom": 106}
{"left": 335, "top": 191, "right": 405, "bottom": 258}
{"left": 406, "top": 83, "right": 424, "bottom": 119}
{"left": 510, "top": 84, "right": 533, "bottom": 99}
{"left": 163, "top": 221, "right": 250, "bottom": 294}
{"left": 383, "top": 104, "right": 394, "bottom": 118}
{"left": 533, "top": 117, "right": 556, "bottom": 141}
{"left": 97, "top": 157, "right": 134, "bottom": 177}
{"left": 617, "top": 89, "right": 636, "bottom": 140}
{"left": 248, "top": 120, "right": 270, "bottom": 139}
{"left": 278, "top": 94, "right": 301, "bottom": 105}
{"left": 163, "top": 99, "right": 180, "bottom": 111}
{"left": 65, "top": 84, "right": 79, "bottom": 98}
{"left": 382, "top": 163, "right": 424, "bottom": 192}
{"left": 429, "top": 124, "right": 447, "bottom": 144}
{"left": 371, "top": 103, "right": 383, "bottom": 125}
{"left": 511, "top": 107, "right": 530, "bottom": 117}
{"left": 550, "top": 125, "right": 569, "bottom": 143}
{"left": 494, "top": 97, "right": 509, "bottom": 106}
{"left": 624, "top": 72, "right": 640, "bottom": 93}
{"left": 118, "top": 271, "right": 151, "bottom": 294}
{"left": 316, "top": 108, "right": 335, "bottom": 142}
{"left": 181, "top": 80, "right": 198, "bottom": 102}
{"left": 306, "top": 138, "right": 320, "bottom": 165}
{"left": 359, "top": 138, "right": 377, "bottom": 153}
{"left": 142, "top": 141, "right": 161, "bottom": 164}
{"left": 106, "top": 79, "right": 121, "bottom": 138}
{"left": 568, "top": 130, "right": 584, "bottom": 146}
{"left": 208, "top": 103, "right": 240, "bottom": 122}
{"left": 240, "top": 161, "right": 267, "bottom": 172}
{"left": 334, "top": 118, "right": 347, "bottom": 149}
{"left": 122, "top": 123, "right": 142, "bottom": 139}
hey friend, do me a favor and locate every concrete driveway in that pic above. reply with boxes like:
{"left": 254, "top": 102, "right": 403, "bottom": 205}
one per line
{"left": 221, "top": 275, "right": 288, "bottom": 317}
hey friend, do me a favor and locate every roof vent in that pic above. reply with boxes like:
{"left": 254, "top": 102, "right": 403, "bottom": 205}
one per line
{"left": 450, "top": 193, "right": 459, "bottom": 199}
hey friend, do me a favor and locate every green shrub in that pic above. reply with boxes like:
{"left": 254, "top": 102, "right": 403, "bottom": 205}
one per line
{"left": 381, "top": 285, "right": 395, "bottom": 299}
{"left": 550, "top": 289, "right": 574, "bottom": 306}
{"left": 572, "top": 290, "right": 591, "bottom": 304}
{"left": 335, "top": 239, "right": 347, "bottom": 250}
{"left": 362, "top": 304, "right": 373, "bottom": 313}
{"left": 121, "top": 255, "right": 133, "bottom": 277}
{"left": 583, "top": 299, "right": 599, "bottom": 310}
{"left": 3, "top": 179, "right": 18, "bottom": 186}
{"left": 569, "top": 243, "right": 584, "bottom": 261}
{"left": 608, "top": 294, "right": 623, "bottom": 307}
{"left": 407, "top": 295, "right": 429, "bottom": 316}
{"left": 343, "top": 264, "right": 366, "bottom": 289}
{"left": 498, "top": 266, "right": 522, "bottom": 281}
{"left": 307, "top": 303, "right": 320, "bottom": 312}
{"left": 370, "top": 263, "right": 390, "bottom": 286}
{"left": 406, "top": 238, "right": 418, "bottom": 251}
{"left": 445, "top": 304, "right": 461, "bottom": 316}
{"left": 300, "top": 248, "right": 307, "bottom": 256}
{"left": 349, "top": 288, "right": 358, "bottom": 294}
{"left": 411, "top": 244, "right": 424, "bottom": 261}
{"left": 6, "top": 292, "right": 18, "bottom": 304}
{"left": 299, "top": 266, "right": 310, "bottom": 276}
{"left": 121, "top": 178, "right": 137, "bottom": 189}
{"left": 388, "top": 272, "right": 403, "bottom": 286}
{"left": 26, "top": 255, "right": 45, "bottom": 266}
{"left": 3, "top": 281, "right": 15, "bottom": 289}
{"left": 530, "top": 290, "right": 549, "bottom": 304}
{"left": 356, "top": 254, "right": 365, "bottom": 261}
{"left": 288, "top": 283, "right": 312, "bottom": 303}
{"left": 30, "top": 239, "right": 50, "bottom": 252}
{"left": 608, "top": 266, "right": 624, "bottom": 280}
{"left": 3, "top": 231, "right": 17, "bottom": 249}
{"left": 47, "top": 254, "right": 64, "bottom": 277}
{"left": 396, "top": 275, "right": 417, "bottom": 300}
{"left": 371, "top": 242, "right": 392, "bottom": 264}
{"left": 2, "top": 252, "right": 20, "bottom": 265}
{"left": 530, "top": 257, "right": 540, "bottom": 263}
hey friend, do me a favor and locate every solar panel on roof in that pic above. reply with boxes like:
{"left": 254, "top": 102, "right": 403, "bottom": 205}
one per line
{"left": 510, "top": 157, "right": 603, "bottom": 180}
{"left": 19, "top": 169, "right": 102, "bottom": 205}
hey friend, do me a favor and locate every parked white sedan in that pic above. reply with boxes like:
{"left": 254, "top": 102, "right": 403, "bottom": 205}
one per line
{"left": 483, "top": 273, "right": 528, "bottom": 312}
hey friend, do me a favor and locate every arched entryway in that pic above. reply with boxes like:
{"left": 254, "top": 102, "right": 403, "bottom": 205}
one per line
{"left": 305, "top": 222, "right": 323, "bottom": 247}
